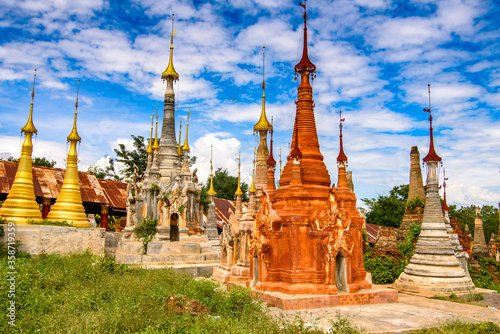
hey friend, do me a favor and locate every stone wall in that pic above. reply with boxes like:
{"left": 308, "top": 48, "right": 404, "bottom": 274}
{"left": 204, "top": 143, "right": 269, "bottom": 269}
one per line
{"left": 1, "top": 224, "right": 105, "bottom": 255}
{"left": 372, "top": 226, "right": 399, "bottom": 257}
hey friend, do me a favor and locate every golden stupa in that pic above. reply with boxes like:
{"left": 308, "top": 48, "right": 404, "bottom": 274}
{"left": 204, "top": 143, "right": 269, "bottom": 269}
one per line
{"left": 47, "top": 80, "right": 89, "bottom": 226}
{"left": 0, "top": 70, "right": 42, "bottom": 224}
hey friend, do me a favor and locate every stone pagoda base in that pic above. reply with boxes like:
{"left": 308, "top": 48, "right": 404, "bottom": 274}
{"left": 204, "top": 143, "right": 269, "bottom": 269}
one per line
{"left": 253, "top": 286, "right": 399, "bottom": 310}
{"left": 116, "top": 235, "right": 220, "bottom": 277}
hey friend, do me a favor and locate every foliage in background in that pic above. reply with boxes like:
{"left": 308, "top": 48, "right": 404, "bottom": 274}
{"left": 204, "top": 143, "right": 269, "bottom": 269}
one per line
{"left": 363, "top": 252, "right": 405, "bottom": 284}
{"left": 87, "top": 155, "right": 122, "bottom": 180}
{"left": 203, "top": 168, "right": 249, "bottom": 202}
{"left": 133, "top": 219, "right": 158, "bottom": 254}
{"left": 469, "top": 257, "right": 500, "bottom": 293}
{"left": 114, "top": 134, "right": 147, "bottom": 179}
{"left": 362, "top": 184, "right": 408, "bottom": 228}
{"left": 199, "top": 187, "right": 211, "bottom": 214}
{"left": 7, "top": 156, "right": 56, "bottom": 167}
{"left": 406, "top": 196, "right": 425, "bottom": 211}
{"left": 0, "top": 252, "right": 333, "bottom": 333}
{"left": 449, "top": 205, "right": 499, "bottom": 243}
{"left": 398, "top": 223, "right": 421, "bottom": 262}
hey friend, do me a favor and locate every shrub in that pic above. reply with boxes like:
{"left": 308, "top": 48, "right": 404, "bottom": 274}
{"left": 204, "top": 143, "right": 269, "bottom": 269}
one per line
{"left": 133, "top": 219, "right": 158, "bottom": 254}
{"left": 406, "top": 196, "right": 425, "bottom": 211}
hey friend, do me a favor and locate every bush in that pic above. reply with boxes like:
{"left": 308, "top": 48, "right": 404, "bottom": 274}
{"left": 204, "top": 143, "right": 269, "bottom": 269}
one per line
{"left": 406, "top": 196, "right": 425, "bottom": 211}
{"left": 133, "top": 219, "right": 158, "bottom": 254}
{"left": 364, "top": 254, "right": 405, "bottom": 284}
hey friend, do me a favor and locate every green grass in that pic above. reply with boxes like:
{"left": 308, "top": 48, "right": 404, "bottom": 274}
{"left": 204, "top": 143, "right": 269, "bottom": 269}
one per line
{"left": 408, "top": 320, "right": 500, "bottom": 333}
{"left": 430, "top": 292, "right": 485, "bottom": 305}
{"left": 0, "top": 252, "right": 331, "bottom": 333}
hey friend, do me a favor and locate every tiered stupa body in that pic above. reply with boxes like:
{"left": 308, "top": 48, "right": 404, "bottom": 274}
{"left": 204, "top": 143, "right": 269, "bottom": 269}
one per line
{"left": 47, "top": 82, "right": 89, "bottom": 226}
{"left": 471, "top": 207, "right": 489, "bottom": 258}
{"left": 0, "top": 71, "right": 42, "bottom": 224}
{"left": 118, "top": 16, "right": 219, "bottom": 271}
{"left": 248, "top": 6, "right": 370, "bottom": 296}
{"left": 394, "top": 86, "right": 475, "bottom": 295}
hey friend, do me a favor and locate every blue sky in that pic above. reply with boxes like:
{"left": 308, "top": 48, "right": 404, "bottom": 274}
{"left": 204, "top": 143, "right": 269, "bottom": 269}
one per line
{"left": 0, "top": 0, "right": 499, "bottom": 208}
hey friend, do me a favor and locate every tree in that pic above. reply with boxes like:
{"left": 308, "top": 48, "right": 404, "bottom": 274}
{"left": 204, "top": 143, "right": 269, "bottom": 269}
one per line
{"left": 362, "top": 184, "right": 409, "bottom": 228}
{"left": 449, "top": 205, "right": 499, "bottom": 243}
{"left": 114, "top": 135, "right": 147, "bottom": 179}
{"left": 203, "top": 168, "right": 249, "bottom": 203}
{"left": 87, "top": 156, "right": 122, "bottom": 180}
{"left": 7, "top": 156, "right": 56, "bottom": 167}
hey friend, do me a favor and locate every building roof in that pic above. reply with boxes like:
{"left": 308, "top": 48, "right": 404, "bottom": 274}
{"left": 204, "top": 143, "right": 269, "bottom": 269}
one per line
{"left": 213, "top": 197, "right": 235, "bottom": 229}
{"left": 365, "top": 223, "right": 379, "bottom": 244}
{"left": 0, "top": 160, "right": 127, "bottom": 210}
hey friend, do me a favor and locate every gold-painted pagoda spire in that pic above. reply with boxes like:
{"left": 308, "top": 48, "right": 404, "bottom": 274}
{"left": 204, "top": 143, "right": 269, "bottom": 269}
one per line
{"left": 254, "top": 46, "right": 272, "bottom": 132}
{"left": 182, "top": 109, "right": 191, "bottom": 151}
{"left": 152, "top": 105, "right": 160, "bottom": 150}
{"left": 47, "top": 80, "right": 89, "bottom": 226}
{"left": 146, "top": 111, "right": 154, "bottom": 154}
{"left": 177, "top": 116, "right": 182, "bottom": 156}
{"left": 207, "top": 145, "right": 217, "bottom": 196}
{"left": 0, "top": 69, "right": 42, "bottom": 224}
{"left": 161, "top": 14, "right": 179, "bottom": 82}
{"left": 235, "top": 151, "right": 243, "bottom": 196}
{"left": 249, "top": 149, "right": 257, "bottom": 194}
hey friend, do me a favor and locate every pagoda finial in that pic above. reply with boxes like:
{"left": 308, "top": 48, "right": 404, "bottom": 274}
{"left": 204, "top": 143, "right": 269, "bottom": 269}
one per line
{"left": 295, "top": 0, "right": 316, "bottom": 75}
{"left": 67, "top": 79, "right": 82, "bottom": 142}
{"left": 152, "top": 105, "right": 160, "bottom": 150}
{"left": 146, "top": 111, "right": 154, "bottom": 154}
{"left": 182, "top": 108, "right": 191, "bottom": 151}
{"left": 162, "top": 14, "right": 179, "bottom": 82}
{"left": 337, "top": 109, "right": 347, "bottom": 163}
{"left": 177, "top": 115, "right": 183, "bottom": 156}
{"left": 267, "top": 117, "right": 277, "bottom": 166}
{"left": 254, "top": 45, "right": 273, "bottom": 131}
{"left": 423, "top": 83, "right": 442, "bottom": 162}
{"left": 442, "top": 169, "right": 449, "bottom": 211}
{"left": 235, "top": 151, "right": 243, "bottom": 196}
{"left": 279, "top": 146, "right": 282, "bottom": 176}
{"left": 249, "top": 148, "right": 257, "bottom": 193}
{"left": 207, "top": 144, "right": 217, "bottom": 196}
{"left": 22, "top": 68, "right": 38, "bottom": 134}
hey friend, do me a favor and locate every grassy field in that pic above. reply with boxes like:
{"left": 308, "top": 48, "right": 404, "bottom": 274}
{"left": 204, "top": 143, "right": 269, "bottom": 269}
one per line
{"left": 1, "top": 250, "right": 499, "bottom": 333}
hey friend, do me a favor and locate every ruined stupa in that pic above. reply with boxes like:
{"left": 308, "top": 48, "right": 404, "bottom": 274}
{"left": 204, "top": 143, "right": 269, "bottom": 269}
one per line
{"left": 394, "top": 84, "right": 475, "bottom": 295}
{"left": 471, "top": 207, "right": 489, "bottom": 258}
{"left": 397, "top": 146, "right": 425, "bottom": 242}
{"left": 246, "top": 2, "right": 396, "bottom": 309}
{"left": 117, "top": 15, "right": 219, "bottom": 274}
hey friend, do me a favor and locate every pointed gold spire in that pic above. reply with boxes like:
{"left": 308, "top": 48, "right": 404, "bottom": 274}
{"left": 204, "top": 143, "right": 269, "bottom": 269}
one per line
{"left": 235, "top": 151, "right": 243, "bottom": 196}
{"left": 146, "top": 111, "right": 154, "bottom": 154}
{"left": 254, "top": 46, "right": 272, "bottom": 131}
{"left": 177, "top": 115, "right": 183, "bottom": 156}
{"left": 67, "top": 80, "right": 82, "bottom": 142}
{"left": 21, "top": 69, "right": 38, "bottom": 134}
{"left": 47, "top": 79, "right": 88, "bottom": 226}
{"left": 249, "top": 149, "right": 257, "bottom": 193}
{"left": 161, "top": 14, "right": 179, "bottom": 82}
{"left": 207, "top": 144, "right": 217, "bottom": 196}
{"left": 152, "top": 105, "right": 160, "bottom": 150}
{"left": 0, "top": 69, "right": 42, "bottom": 224}
{"left": 182, "top": 109, "right": 191, "bottom": 151}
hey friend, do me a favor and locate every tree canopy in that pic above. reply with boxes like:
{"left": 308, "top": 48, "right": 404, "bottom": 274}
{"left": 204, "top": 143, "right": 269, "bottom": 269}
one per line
{"left": 87, "top": 156, "right": 122, "bottom": 180}
{"left": 362, "top": 184, "right": 409, "bottom": 228}
{"left": 7, "top": 156, "right": 56, "bottom": 167}
{"left": 203, "top": 168, "right": 249, "bottom": 203}
{"left": 114, "top": 135, "right": 147, "bottom": 179}
{"left": 449, "top": 205, "right": 499, "bottom": 243}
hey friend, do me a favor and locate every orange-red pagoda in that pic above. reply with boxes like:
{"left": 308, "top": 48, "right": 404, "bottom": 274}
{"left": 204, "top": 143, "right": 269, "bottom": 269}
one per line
{"left": 247, "top": 2, "right": 377, "bottom": 305}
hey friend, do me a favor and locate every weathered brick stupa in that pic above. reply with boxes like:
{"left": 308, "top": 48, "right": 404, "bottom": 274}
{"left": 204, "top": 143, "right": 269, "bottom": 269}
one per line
{"left": 246, "top": 3, "right": 397, "bottom": 309}
{"left": 0, "top": 70, "right": 42, "bottom": 224}
{"left": 394, "top": 85, "right": 475, "bottom": 295}
{"left": 471, "top": 206, "right": 489, "bottom": 258}
{"left": 397, "top": 146, "right": 425, "bottom": 242}
{"left": 117, "top": 15, "right": 219, "bottom": 274}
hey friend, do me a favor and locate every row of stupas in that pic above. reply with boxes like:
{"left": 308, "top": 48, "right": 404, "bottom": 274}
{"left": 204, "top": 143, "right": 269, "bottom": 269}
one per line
{"left": 0, "top": 71, "right": 90, "bottom": 227}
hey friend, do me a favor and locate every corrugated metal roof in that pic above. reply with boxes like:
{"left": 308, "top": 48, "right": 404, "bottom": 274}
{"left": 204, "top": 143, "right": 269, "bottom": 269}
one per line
{"left": 213, "top": 197, "right": 235, "bottom": 229}
{"left": 365, "top": 223, "right": 379, "bottom": 243}
{"left": 0, "top": 160, "right": 126, "bottom": 209}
